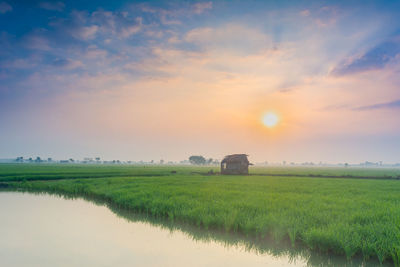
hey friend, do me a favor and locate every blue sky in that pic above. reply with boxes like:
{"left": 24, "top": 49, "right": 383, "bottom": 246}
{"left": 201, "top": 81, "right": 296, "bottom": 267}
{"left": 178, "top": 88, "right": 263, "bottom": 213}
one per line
{"left": 1, "top": 0, "right": 400, "bottom": 163}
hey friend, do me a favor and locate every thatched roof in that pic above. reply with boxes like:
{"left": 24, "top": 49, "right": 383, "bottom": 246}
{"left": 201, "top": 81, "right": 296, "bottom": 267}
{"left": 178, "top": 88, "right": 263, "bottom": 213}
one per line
{"left": 221, "top": 154, "right": 249, "bottom": 164}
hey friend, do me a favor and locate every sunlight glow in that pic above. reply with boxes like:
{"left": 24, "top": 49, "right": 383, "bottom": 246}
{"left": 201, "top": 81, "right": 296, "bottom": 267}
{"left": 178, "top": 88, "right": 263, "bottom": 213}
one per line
{"left": 262, "top": 113, "right": 279, "bottom": 128}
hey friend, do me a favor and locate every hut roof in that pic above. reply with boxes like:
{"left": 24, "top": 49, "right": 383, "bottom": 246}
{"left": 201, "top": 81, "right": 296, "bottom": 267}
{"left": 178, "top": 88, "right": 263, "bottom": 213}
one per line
{"left": 221, "top": 154, "right": 249, "bottom": 164}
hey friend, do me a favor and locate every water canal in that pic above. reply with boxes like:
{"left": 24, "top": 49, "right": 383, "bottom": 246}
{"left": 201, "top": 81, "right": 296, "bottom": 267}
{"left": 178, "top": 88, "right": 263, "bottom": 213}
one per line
{"left": 0, "top": 192, "right": 388, "bottom": 266}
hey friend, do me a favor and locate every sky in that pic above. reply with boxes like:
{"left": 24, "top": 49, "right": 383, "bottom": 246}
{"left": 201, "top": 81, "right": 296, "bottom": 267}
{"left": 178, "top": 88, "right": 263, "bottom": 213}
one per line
{"left": 1, "top": 0, "right": 400, "bottom": 163}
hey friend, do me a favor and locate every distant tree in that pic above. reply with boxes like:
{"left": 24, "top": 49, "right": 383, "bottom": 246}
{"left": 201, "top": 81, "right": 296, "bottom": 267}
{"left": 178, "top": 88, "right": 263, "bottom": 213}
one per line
{"left": 28, "top": 157, "right": 33, "bottom": 163}
{"left": 95, "top": 157, "right": 101, "bottom": 161}
{"left": 160, "top": 159, "right": 164, "bottom": 164}
{"left": 344, "top": 163, "right": 349, "bottom": 168}
{"left": 207, "top": 158, "right": 213, "bottom": 165}
{"left": 69, "top": 158, "right": 74, "bottom": 163}
{"left": 47, "top": 158, "right": 52, "bottom": 162}
{"left": 35, "top": 157, "right": 42, "bottom": 163}
{"left": 15, "top": 157, "right": 23, "bottom": 162}
{"left": 189, "top": 155, "right": 206, "bottom": 165}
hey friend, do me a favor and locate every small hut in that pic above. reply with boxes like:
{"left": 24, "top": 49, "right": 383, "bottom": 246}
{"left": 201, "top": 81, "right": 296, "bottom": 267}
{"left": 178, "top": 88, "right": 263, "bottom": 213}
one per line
{"left": 221, "top": 154, "right": 252, "bottom": 175}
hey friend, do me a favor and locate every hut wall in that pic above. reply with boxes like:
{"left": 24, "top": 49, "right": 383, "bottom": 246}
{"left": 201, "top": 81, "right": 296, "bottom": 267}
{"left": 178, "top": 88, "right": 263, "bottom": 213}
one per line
{"left": 221, "top": 162, "right": 248, "bottom": 174}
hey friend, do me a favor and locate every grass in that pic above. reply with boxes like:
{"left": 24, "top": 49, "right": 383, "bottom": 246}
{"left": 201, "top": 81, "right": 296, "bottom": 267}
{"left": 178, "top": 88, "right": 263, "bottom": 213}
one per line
{"left": 0, "top": 164, "right": 217, "bottom": 182}
{"left": 1, "top": 164, "right": 400, "bottom": 182}
{"left": 1, "top": 163, "right": 400, "bottom": 265}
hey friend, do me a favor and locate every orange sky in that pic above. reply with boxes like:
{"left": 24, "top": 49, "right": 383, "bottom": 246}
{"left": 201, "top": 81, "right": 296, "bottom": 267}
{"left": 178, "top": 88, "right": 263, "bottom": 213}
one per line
{"left": 1, "top": 1, "right": 400, "bottom": 163}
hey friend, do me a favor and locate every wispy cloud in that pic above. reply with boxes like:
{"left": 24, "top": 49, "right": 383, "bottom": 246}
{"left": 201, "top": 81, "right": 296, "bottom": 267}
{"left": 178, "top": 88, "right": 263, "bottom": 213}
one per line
{"left": 138, "top": 1, "right": 212, "bottom": 26}
{"left": 119, "top": 17, "right": 142, "bottom": 38}
{"left": 299, "top": 9, "right": 310, "bottom": 17}
{"left": 39, "top": 1, "right": 65, "bottom": 12}
{"left": 90, "top": 10, "right": 143, "bottom": 38}
{"left": 299, "top": 6, "right": 339, "bottom": 28}
{"left": 354, "top": 99, "right": 400, "bottom": 111}
{"left": 51, "top": 58, "right": 83, "bottom": 69}
{"left": 184, "top": 24, "right": 271, "bottom": 54}
{"left": 71, "top": 25, "right": 98, "bottom": 40}
{"left": 0, "top": 1, "right": 12, "bottom": 14}
{"left": 333, "top": 35, "right": 400, "bottom": 75}
{"left": 24, "top": 34, "right": 51, "bottom": 51}
{"left": 1, "top": 58, "right": 38, "bottom": 69}
{"left": 192, "top": 2, "right": 212, "bottom": 14}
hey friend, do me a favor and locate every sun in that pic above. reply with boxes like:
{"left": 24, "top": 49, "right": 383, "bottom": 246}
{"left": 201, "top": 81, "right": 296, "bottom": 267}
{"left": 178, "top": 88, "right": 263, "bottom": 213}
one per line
{"left": 262, "top": 112, "right": 279, "bottom": 128}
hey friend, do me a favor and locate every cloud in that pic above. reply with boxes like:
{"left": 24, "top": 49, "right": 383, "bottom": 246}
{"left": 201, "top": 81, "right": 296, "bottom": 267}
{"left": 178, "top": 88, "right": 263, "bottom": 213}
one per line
{"left": 192, "top": 2, "right": 212, "bottom": 14}
{"left": 25, "top": 35, "right": 51, "bottom": 51}
{"left": 137, "top": 4, "right": 180, "bottom": 24}
{"left": 184, "top": 24, "right": 272, "bottom": 54}
{"left": 300, "top": 9, "right": 310, "bottom": 17}
{"left": 333, "top": 35, "right": 400, "bottom": 75}
{"left": 39, "top": 1, "right": 65, "bottom": 12}
{"left": 91, "top": 11, "right": 142, "bottom": 38}
{"left": 159, "top": 10, "right": 181, "bottom": 25}
{"left": 299, "top": 6, "right": 338, "bottom": 28}
{"left": 0, "top": 2, "right": 12, "bottom": 14}
{"left": 84, "top": 46, "right": 107, "bottom": 59}
{"left": 138, "top": 2, "right": 212, "bottom": 26}
{"left": 315, "top": 6, "right": 338, "bottom": 27}
{"left": 168, "top": 35, "right": 180, "bottom": 44}
{"left": 50, "top": 10, "right": 142, "bottom": 41}
{"left": 71, "top": 25, "right": 98, "bottom": 40}
{"left": 354, "top": 99, "right": 400, "bottom": 111}
{"left": 1, "top": 58, "right": 38, "bottom": 69}
{"left": 52, "top": 58, "right": 83, "bottom": 69}
{"left": 120, "top": 17, "right": 142, "bottom": 38}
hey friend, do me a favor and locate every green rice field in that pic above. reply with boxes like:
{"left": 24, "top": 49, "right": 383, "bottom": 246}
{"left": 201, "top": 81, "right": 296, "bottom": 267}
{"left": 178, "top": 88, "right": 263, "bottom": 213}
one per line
{"left": 1, "top": 164, "right": 400, "bottom": 265}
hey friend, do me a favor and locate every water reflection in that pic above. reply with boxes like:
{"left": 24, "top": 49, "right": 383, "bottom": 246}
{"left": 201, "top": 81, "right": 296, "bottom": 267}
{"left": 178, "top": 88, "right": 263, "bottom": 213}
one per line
{"left": 0, "top": 190, "right": 391, "bottom": 267}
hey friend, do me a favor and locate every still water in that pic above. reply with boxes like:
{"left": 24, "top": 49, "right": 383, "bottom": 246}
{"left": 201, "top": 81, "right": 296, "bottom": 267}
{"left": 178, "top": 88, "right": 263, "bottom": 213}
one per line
{"left": 0, "top": 192, "right": 388, "bottom": 267}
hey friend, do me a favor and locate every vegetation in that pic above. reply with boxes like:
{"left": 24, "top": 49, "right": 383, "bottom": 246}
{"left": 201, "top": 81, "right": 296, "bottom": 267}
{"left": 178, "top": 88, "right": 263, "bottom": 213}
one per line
{"left": 189, "top": 155, "right": 207, "bottom": 165}
{"left": 0, "top": 164, "right": 215, "bottom": 182}
{"left": 1, "top": 164, "right": 400, "bottom": 265}
{"left": 188, "top": 155, "right": 216, "bottom": 165}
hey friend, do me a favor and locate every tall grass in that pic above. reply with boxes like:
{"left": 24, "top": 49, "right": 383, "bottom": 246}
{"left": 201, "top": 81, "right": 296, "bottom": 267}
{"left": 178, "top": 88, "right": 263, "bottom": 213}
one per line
{"left": 1, "top": 164, "right": 400, "bottom": 182}
{"left": 0, "top": 164, "right": 216, "bottom": 182}
{"left": 2, "top": 164, "right": 400, "bottom": 264}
